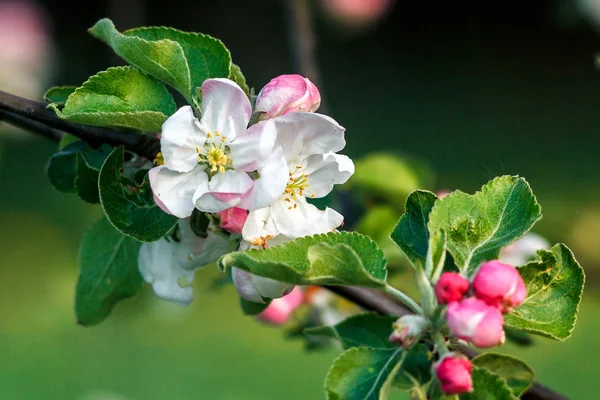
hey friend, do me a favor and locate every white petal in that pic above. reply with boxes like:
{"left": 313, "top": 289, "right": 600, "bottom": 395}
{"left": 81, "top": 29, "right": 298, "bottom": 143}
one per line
{"left": 242, "top": 208, "right": 279, "bottom": 242}
{"left": 236, "top": 146, "right": 288, "bottom": 210}
{"left": 199, "top": 78, "right": 252, "bottom": 140}
{"left": 271, "top": 197, "right": 343, "bottom": 239}
{"left": 231, "top": 267, "right": 265, "bottom": 303}
{"left": 272, "top": 112, "right": 346, "bottom": 160}
{"left": 193, "top": 169, "right": 254, "bottom": 213}
{"left": 149, "top": 165, "right": 208, "bottom": 219}
{"left": 161, "top": 106, "right": 205, "bottom": 173}
{"left": 175, "top": 218, "right": 233, "bottom": 270}
{"left": 228, "top": 119, "right": 277, "bottom": 171}
{"left": 303, "top": 152, "right": 355, "bottom": 198}
{"left": 138, "top": 240, "right": 195, "bottom": 307}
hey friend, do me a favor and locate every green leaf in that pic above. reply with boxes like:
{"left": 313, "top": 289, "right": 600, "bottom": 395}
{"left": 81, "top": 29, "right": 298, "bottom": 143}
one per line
{"left": 49, "top": 66, "right": 176, "bottom": 132}
{"left": 229, "top": 63, "right": 249, "bottom": 95}
{"left": 325, "top": 347, "right": 404, "bottom": 400}
{"left": 428, "top": 176, "right": 542, "bottom": 275}
{"left": 76, "top": 216, "right": 143, "bottom": 326}
{"left": 240, "top": 297, "right": 271, "bottom": 316}
{"left": 460, "top": 367, "right": 517, "bottom": 400}
{"left": 47, "top": 141, "right": 90, "bottom": 193}
{"left": 472, "top": 353, "right": 534, "bottom": 396}
{"left": 74, "top": 144, "right": 112, "bottom": 203}
{"left": 390, "top": 190, "right": 438, "bottom": 270}
{"left": 58, "top": 134, "right": 81, "bottom": 150}
{"left": 504, "top": 243, "right": 585, "bottom": 340}
{"left": 305, "top": 312, "right": 397, "bottom": 350}
{"left": 44, "top": 86, "right": 76, "bottom": 107}
{"left": 426, "top": 230, "right": 447, "bottom": 281}
{"left": 99, "top": 146, "right": 177, "bottom": 242}
{"left": 218, "top": 232, "right": 388, "bottom": 288}
{"left": 124, "top": 26, "right": 231, "bottom": 100}
{"left": 190, "top": 209, "right": 210, "bottom": 239}
{"left": 392, "top": 344, "right": 433, "bottom": 391}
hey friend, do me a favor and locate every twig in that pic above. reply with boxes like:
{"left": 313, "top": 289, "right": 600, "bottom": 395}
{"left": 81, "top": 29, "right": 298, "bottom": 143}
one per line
{"left": 0, "top": 90, "right": 160, "bottom": 160}
{"left": 0, "top": 108, "right": 65, "bottom": 142}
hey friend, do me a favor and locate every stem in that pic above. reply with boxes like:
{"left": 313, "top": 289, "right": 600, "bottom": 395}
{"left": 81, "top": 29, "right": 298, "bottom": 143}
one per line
{"left": 415, "top": 268, "right": 436, "bottom": 317}
{"left": 384, "top": 284, "right": 423, "bottom": 314}
{"left": 433, "top": 332, "right": 450, "bottom": 357}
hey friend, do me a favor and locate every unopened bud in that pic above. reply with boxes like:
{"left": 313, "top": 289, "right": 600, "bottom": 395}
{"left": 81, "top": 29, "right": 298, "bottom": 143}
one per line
{"left": 435, "top": 272, "right": 470, "bottom": 305}
{"left": 388, "top": 315, "right": 430, "bottom": 348}
{"left": 446, "top": 298, "right": 505, "bottom": 348}
{"left": 255, "top": 74, "right": 321, "bottom": 119}
{"left": 217, "top": 207, "right": 248, "bottom": 234}
{"left": 435, "top": 354, "right": 473, "bottom": 395}
{"left": 257, "top": 287, "right": 304, "bottom": 325}
{"left": 231, "top": 267, "right": 295, "bottom": 304}
{"left": 472, "top": 260, "right": 526, "bottom": 313}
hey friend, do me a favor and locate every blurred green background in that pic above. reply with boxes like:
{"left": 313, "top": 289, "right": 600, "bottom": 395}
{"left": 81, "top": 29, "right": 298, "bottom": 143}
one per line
{"left": 1, "top": 0, "right": 600, "bottom": 398}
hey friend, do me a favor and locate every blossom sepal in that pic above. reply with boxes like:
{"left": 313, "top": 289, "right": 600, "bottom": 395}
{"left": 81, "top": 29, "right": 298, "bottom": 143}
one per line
{"left": 389, "top": 315, "right": 431, "bottom": 348}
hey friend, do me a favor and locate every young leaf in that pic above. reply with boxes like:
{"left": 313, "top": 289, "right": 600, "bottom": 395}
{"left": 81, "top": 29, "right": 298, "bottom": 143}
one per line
{"left": 47, "top": 141, "right": 90, "bottom": 193}
{"left": 392, "top": 344, "right": 433, "bottom": 391}
{"left": 76, "top": 216, "right": 143, "bottom": 326}
{"left": 460, "top": 367, "right": 517, "bottom": 400}
{"left": 325, "top": 346, "right": 404, "bottom": 400}
{"left": 58, "top": 134, "right": 81, "bottom": 150}
{"left": 472, "top": 353, "right": 534, "bottom": 396}
{"left": 44, "top": 85, "right": 76, "bottom": 107}
{"left": 229, "top": 63, "right": 250, "bottom": 95}
{"left": 504, "top": 243, "right": 585, "bottom": 340}
{"left": 124, "top": 26, "right": 232, "bottom": 98}
{"left": 89, "top": 19, "right": 193, "bottom": 101}
{"left": 49, "top": 66, "right": 176, "bottom": 132}
{"left": 218, "top": 232, "right": 388, "bottom": 288}
{"left": 74, "top": 144, "right": 112, "bottom": 203}
{"left": 305, "top": 312, "right": 397, "bottom": 349}
{"left": 390, "top": 190, "right": 438, "bottom": 270}
{"left": 99, "top": 146, "right": 177, "bottom": 242}
{"left": 426, "top": 230, "right": 447, "bottom": 281}
{"left": 428, "top": 176, "right": 541, "bottom": 275}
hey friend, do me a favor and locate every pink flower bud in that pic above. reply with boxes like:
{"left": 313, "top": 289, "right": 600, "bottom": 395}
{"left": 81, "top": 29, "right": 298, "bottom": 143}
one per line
{"left": 257, "top": 287, "right": 304, "bottom": 325}
{"left": 435, "top": 354, "right": 473, "bottom": 395}
{"left": 217, "top": 207, "right": 248, "bottom": 234}
{"left": 446, "top": 298, "right": 505, "bottom": 348}
{"left": 255, "top": 74, "right": 321, "bottom": 119}
{"left": 435, "top": 272, "right": 470, "bottom": 305}
{"left": 388, "top": 315, "right": 430, "bottom": 348}
{"left": 472, "top": 260, "right": 526, "bottom": 313}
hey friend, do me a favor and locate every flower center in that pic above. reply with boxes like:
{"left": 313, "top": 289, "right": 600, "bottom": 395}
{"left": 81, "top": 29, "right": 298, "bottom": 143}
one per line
{"left": 282, "top": 166, "right": 314, "bottom": 209}
{"left": 196, "top": 131, "right": 232, "bottom": 175}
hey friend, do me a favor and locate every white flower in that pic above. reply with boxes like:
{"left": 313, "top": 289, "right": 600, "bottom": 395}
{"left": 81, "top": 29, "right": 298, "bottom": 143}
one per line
{"left": 149, "top": 78, "right": 288, "bottom": 217}
{"left": 242, "top": 112, "right": 355, "bottom": 244}
{"left": 138, "top": 219, "right": 232, "bottom": 306}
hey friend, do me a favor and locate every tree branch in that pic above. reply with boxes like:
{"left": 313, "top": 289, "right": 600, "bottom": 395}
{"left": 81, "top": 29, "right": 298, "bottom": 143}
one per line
{"left": 0, "top": 90, "right": 160, "bottom": 160}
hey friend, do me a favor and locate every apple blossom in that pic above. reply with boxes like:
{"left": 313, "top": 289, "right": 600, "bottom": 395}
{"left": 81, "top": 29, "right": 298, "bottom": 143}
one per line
{"left": 257, "top": 287, "right": 304, "bottom": 325}
{"left": 446, "top": 298, "right": 505, "bottom": 348}
{"left": 242, "top": 112, "right": 354, "bottom": 243}
{"left": 138, "top": 219, "right": 232, "bottom": 306}
{"left": 388, "top": 315, "right": 430, "bottom": 348}
{"left": 435, "top": 272, "right": 470, "bottom": 305}
{"left": 435, "top": 354, "right": 473, "bottom": 395}
{"left": 472, "top": 260, "right": 527, "bottom": 313}
{"left": 149, "top": 78, "right": 288, "bottom": 217}
{"left": 255, "top": 74, "right": 321, "bottom": 119}
{"left": 217, "top": 207, "right": 248, "bottom": 234}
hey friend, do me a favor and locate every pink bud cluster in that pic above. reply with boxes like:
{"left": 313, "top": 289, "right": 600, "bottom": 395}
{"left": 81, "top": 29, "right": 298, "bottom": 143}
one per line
{"left": 433, "top": 260, "right": 526, "bottom": 395}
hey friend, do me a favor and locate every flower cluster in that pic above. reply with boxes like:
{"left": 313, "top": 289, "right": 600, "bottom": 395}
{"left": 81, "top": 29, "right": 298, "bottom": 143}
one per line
{"left": 139, "top": 74, "right": 354, "bottom": 305}
{"left": 433, "top": 260, "right": 527, "bottom": 394}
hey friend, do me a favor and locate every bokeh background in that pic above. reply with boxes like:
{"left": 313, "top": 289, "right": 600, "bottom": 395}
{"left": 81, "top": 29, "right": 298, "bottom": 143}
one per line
{"left": 1, "top": 0, "right": 599, "bottom": 398}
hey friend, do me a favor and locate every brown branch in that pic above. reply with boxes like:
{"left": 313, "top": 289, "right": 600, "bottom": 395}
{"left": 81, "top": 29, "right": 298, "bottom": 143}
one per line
{"left": 0, "top": 90, "right": 160, "bottom": 160}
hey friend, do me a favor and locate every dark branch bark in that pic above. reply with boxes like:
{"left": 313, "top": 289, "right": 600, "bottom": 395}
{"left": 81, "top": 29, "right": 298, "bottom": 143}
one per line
{"left": 0, "top": 90, "right": 160, "bottom": 160}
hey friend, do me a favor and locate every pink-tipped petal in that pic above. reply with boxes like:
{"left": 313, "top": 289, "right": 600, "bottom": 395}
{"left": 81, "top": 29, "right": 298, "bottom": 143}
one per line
{"left": 149, "top": 165, "right": 208, "bottom": 218}
{"left": 200, "top": 78, "right": 252, "bottom": 140}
